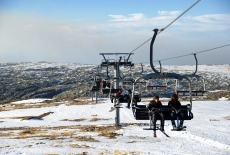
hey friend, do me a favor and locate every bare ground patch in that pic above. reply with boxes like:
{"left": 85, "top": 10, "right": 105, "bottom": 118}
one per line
{"left": 79, "top": 125, "right": 122, "bottom": 139}
{"left": 0, "top": 124, "right": 122, "bottom": 139}
{"left": 15, "top": 129, "right": 75, "bottom": 140}
{"left": 0, "top": 102, "right": 61, "bottom": 112}
{"left": 61, "top": 118, "right": 87, "bottom": 122}
{"left": 0, "top": 132, "right": 13, "bottom": 137}
{"left": 69, "top": 143, "right": 92, "bottom": 149}
{"left": 75, "top": 136, "right": 99, "bottom": 142}
{"left": 64, "top": 99, "right": 95, "bottom": 106}
{"left": 224, "top": 116, "right": 230, "bottom": 120}
{"left": 21, "top": 112, "right": 54, "bottom": 120}
{"left": 0, "top": 112, "right": 54, "bottom": 120}
{"left": 210, "top": 119, "right": 220, "bottom": 121}
{"left": 121, "top": 123, "right": 150, "bottom": 127}
{"left": 76, "top": 153, "right": 91, "bottom": 155}
{"left": 90, "top": 118, "right": 111, "bottom": 122}
{"left": 0, "top": 145, "right": 10, "bottom": 149}
{"left": 113, "top": 150, "right": 141, "bottom": 155}
{"left": 0, "top": 98, "right": 94, "bottom": 112}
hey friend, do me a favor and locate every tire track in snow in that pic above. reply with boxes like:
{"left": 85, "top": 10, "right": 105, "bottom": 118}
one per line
{"left": 177, "top": 131, "right": 230, "bottom": 151}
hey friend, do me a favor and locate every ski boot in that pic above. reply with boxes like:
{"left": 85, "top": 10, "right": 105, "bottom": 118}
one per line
{"left": 153, "top": 131, "right": 157, "bottom": 137}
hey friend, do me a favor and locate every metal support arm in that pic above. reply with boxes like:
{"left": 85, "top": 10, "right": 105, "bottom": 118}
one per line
{"left": 150, "top": 29, "right": 160, "bottom": 73}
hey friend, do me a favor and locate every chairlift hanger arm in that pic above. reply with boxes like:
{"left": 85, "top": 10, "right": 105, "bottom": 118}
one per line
{"left": 193, "top": 53, "right": 198, "bottom": 75}
{"left": 183, "top": 53, "right": 200, "bottom": 78}
{"left": 100, "top": 54, "right": 107, "bottom": 62}
{"left": 159, "top": 61, "right": 162, "bottom": 73}
{"left": 150, "top": 29, "right": 160, "bottom": 73}
{"left": 119, "top": 56, "right": 122, "bottom": 63}
{"left": 101, "top": 64, "right": 110, "bottom": 79}
{"left": 141, "top": 63, "right": 143, "bottom": 74}
{"left": 118, "top": 56, "right": 122, "bottom": 79}
{"left": 186, "top": 53, "right": 198, "bottom": 76}
{"left": 126, "top": 53, "right": 132, "bottom": 63}
{"left": 106, "top": 65, "right": 110, "bottom": 79}
{"left": 97, "top": 65, "right": 100, "bottom": 74}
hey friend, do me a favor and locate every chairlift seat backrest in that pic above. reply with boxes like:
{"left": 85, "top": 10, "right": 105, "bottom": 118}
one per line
{"left": 102, "top": 89, "right": 122, "bottom": 94}
{"left": 134, "top": 105, "right": 193, "bottom": 120}
{"left": 177, "top": 90, "right": 206, "bottom": 96}
{"left": 147, "top": 86, "right": 167, "bottom": 90}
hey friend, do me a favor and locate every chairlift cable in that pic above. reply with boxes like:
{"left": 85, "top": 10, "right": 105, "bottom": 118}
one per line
{"left": 158, "top": 0, "right": 201, "bottom": 35}
{"left": 135, "top": 43, "right": 230, "bottom": 64}
{"left": 153, "top": 43, "right": 230, "bottom": 62}
{"left": 125, "top": 0, "right": 201, "bottom": 57}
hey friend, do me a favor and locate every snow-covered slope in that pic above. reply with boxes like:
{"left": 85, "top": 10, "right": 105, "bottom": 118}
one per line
{"left": 0, "top": 98, "right": 229, "bottom": 155}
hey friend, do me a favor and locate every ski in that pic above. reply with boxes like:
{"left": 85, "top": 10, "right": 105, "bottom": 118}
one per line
{"left": 156, "top": 127, "right": 170, "bottom": 138}
{"left": 109, "top": 104, "right": 122, "bottom": 112}
{"left": 171, "top": 126, "right": 187, "bottom": 131}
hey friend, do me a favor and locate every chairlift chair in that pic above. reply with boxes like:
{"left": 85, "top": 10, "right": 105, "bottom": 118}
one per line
{"left": 175, "top": 54, "right": 206, "bottom": 97}
{"left": 130, "top": 29, "right": 194, "bottom": 131}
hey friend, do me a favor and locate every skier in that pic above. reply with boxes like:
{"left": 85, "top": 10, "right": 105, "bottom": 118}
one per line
{"left": 168, "top": 94, "right": 184, "bottom": 130}
{"left": 146, "top": 95, "right": 165, "bottom": 137}
{"left": 112, "top": 89, "right": 122, "bottom": 106}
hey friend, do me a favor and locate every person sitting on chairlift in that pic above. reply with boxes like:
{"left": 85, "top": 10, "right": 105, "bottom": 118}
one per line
{"left": 168, "top": 94, "right": 184, "bottom": 130}
{"left": 146, "top": 96, "right": 165, "bottom": 135}
{"left": 105, "top": 82, "right": 110, "bottom": 89}
{"left": 112, "top": 89, "right": 122, "bottom": 106}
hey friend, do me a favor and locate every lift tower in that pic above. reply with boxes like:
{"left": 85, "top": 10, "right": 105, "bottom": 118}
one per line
{"left": 99, "top": 53, "right": 134, "bottom": 126}
{"left": 99, "top": 53, "right": 134, "bottom": 89}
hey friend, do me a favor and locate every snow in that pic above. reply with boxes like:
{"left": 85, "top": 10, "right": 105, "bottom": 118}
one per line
{"left": 161, "top": 64, "right": 230, "bottom": 74}
{"left": 11, "top": 99, "right": 52, "bottom": 105}
{"left": 0, "top": 98, "right": 230, "bottom": 155}
{"left": 218, "top": 97, "right": 229, "bottom": 101}
{"left": 140, "top": 64, "right": 230, "bottom": 80}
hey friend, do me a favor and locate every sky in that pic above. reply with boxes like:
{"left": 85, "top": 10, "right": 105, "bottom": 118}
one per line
{"left": 0, "top": 0, "right": 230, "bottom": 65}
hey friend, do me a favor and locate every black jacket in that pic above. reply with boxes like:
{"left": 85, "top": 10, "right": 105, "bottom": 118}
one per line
{"left": 168, "top": 100, "right": 181, "bottom": 110}
{"left": 146, "top": 100, "right": 163, "bottom": 111}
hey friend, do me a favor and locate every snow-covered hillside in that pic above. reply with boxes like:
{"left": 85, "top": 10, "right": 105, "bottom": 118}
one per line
{"left": 0, "top": 98, "right": 229, "bottom": 155}
{"left": 1, "top": 62, "right": 230, "bottom": 104}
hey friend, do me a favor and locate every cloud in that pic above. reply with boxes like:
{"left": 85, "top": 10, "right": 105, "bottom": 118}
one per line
{"left": 108, "top": 11, "right": 181, "bottom": 23}
{"left": 108, "top": 11, "right": 230, "bottom": 33}
{"left": 158, "top": 11, "right": 182, "bottom": 16}
{"left": 177, "top": 14, "right": 230, "bottom": 32}
{"left": 0, "top": 11, "right": 229, "bottom": 65}
{"left": 108, "top": 13, "right": 146, "bottom": 22}
{"left": 193, "top": 14, "right": 230, "bottom": 23}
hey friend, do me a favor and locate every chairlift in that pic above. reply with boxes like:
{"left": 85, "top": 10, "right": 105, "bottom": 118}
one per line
{"left": 107, "top": 80, "right": 141, "bottom": 104}
{"left": 130, "top": 29, "right": 194, "bottom": 131}
{"left": 175, "top": 54, "right": 206, "bottom": 97}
